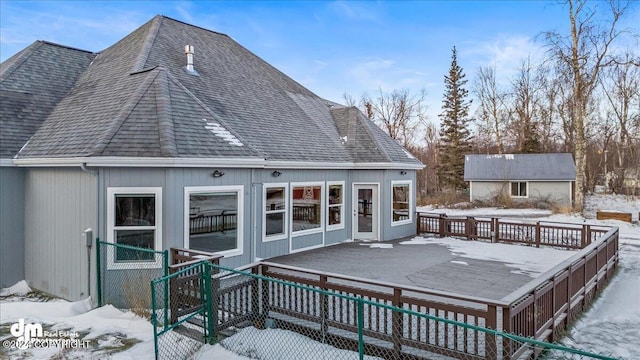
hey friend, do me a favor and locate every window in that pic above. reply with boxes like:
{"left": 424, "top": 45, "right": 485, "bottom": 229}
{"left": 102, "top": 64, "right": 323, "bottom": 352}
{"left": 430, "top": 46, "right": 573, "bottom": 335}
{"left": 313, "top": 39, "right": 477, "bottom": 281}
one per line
{"left": 391, "top": 181, "right": 412, "bottom": 225}
{"left": 264, "top": 184, "right": 288, "bottom": 241}
{"left": 326, "top": 181, "right": 344, "bottom": 230}
{"left": 510, "top": 182, "right": 528, "bottom": 198}
{"left": 184, "top": 186, "right": 243, "bottom": 257}
{"left": 107, "top": 187, "right": 162, "bottom": 269}
{"left": 291, "top": 182, "right": 323, "bottom": 235}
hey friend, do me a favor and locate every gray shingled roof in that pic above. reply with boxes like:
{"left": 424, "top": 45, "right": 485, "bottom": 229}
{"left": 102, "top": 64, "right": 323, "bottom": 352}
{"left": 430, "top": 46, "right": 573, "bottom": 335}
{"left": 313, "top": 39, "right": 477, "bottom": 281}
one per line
{"left": 0, "top": 41, "right": 95, "bottom": 158}
{"left": 6, "top": 15, "right": 422, "bottom": 166}
{"left": 464, "top": 153, "right": 576, "bottom": 181}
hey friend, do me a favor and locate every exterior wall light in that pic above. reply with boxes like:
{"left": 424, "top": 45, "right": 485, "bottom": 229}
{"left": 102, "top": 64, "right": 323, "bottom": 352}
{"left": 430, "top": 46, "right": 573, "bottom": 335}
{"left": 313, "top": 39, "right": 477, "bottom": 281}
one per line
{"left": 212, "top": 170, "right": 225, "bottom": 178}
{"left": 400, "top": 170, "right": 407, "bottom": 175}
{"left": 272, "top": 170, "right": 282, "bottom": 177}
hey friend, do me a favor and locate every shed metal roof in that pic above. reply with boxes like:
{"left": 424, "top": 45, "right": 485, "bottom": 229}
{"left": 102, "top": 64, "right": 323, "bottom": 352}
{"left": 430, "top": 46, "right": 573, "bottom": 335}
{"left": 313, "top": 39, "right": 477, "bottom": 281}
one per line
{"left": 464, "top": 153, "right": 576, "bottom": 181}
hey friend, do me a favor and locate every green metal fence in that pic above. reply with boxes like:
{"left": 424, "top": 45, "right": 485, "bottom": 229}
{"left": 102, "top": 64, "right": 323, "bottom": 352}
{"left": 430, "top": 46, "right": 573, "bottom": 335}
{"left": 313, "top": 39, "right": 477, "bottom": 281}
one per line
{"left": 96, "top": 238, "right": 168, "bottom": 314}
{"left": 150, "top": 261, "right": 618, "bottom": 360}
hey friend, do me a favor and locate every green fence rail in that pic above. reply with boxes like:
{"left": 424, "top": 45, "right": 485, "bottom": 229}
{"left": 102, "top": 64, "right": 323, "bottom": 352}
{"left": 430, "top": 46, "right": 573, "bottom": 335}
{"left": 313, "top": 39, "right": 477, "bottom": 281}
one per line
{"left": 96, "top": 239, "right": 168, "bottom": 314}
{"left": 150, "top": 261, "right": 618, "bottom": 360}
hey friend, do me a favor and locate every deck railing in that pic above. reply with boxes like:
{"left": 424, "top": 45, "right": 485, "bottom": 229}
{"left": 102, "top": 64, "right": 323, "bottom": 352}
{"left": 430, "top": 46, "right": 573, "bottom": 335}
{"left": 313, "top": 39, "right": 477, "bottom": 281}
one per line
{"left": 416, "top": 213, "right": 610, "bottom": 250}
{"left": 501, "top": 226, "right": 619, "bottom": 358}
{"left": 162, "top": 218, "right": 618, "bottom": 359}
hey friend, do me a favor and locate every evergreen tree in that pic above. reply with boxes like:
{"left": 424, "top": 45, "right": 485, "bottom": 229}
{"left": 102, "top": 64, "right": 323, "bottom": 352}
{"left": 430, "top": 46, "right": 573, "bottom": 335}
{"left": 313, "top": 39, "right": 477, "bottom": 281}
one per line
{"left": 437, "top": 46, "right": 473, "bottom": 191}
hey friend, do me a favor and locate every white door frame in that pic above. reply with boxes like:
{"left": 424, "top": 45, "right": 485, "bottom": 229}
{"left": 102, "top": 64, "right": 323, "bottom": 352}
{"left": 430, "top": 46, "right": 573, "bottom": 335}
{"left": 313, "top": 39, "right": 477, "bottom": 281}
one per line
{"left": 352, "top": 183, "right": 380, "bottom": 241}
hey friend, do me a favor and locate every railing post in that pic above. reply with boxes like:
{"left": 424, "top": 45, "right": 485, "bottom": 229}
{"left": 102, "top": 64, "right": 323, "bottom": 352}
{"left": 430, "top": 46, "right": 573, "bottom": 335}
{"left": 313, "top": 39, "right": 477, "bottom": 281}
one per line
{"left": 261, "top": 265, "right": 270, "bottom": 329}
{"left": 439, "top": 214, "right": 446, "bottom": 238}
{"left": 486, "top": 305, "right": 497, "bottom": 360}
{"left": 535, "top": 222, "right": 541, "bottom": 248}
{"left": 566, "top": 264, "right": 573, "bottom": 322}
{"left": 203, "top": 263, "right": 216, "bottom": 344}
{"left": 416, "top": 212, "right": 420, "bottom": 235}
{"left": 252, "top": 266, "right": 265, "bottom": 329}
{"left": 580, "top": 225, "right": 587, "bottom": 248}
{"left": 502, "top": 306, "right": 511, "bottom": 360}
{"left": 494, "top": 218, "right": 500, "bottom": 243}
{"left": 392, "top": 288, "right": 403, "bottom": 357}
{"left": 320, "top": 275, "right": 329, "bottom": 343}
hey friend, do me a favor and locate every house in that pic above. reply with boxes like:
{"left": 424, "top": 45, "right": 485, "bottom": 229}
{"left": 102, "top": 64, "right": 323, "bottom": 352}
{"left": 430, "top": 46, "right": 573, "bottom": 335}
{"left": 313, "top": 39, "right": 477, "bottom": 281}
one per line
{"left": 464, "top": 153, "right": 575, "bottom": 205}
{"left": 0, "top": 15, "right": 423, "bottom": 301}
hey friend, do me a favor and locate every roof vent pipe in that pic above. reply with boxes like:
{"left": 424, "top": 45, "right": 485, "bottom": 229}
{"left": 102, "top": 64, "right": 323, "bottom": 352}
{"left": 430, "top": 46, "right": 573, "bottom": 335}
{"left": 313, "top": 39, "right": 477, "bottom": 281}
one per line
{"left": 185, "top": 45, "right": 195, "bottom": 72}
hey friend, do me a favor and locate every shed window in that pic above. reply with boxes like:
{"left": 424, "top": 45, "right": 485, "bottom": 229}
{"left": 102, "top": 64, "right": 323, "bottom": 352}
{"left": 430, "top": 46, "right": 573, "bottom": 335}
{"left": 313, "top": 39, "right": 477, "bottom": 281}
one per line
{"left": 511, "top": 182, "right": 528, "bottom": 197}
{"left": 107, "top": 187, "right": 162, "bottom": 269}
{"left": 327, "top": 182, "right": 344, "bottom": 230}
{"left": 291, "top": 183, "right": 323, "bottom": 235}
{"left": 185, "top": 186, "right": 243, "bottom": 257}
{"left": 391, "top": 181, "right": 412, "bottom": 225}
{"left": 264, "top": 184, "right": 288, "bottom": 241}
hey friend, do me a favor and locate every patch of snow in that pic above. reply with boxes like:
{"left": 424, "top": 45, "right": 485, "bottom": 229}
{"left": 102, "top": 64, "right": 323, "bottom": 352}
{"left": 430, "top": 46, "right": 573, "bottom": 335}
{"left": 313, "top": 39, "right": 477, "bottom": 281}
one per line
{"left": 0, "top": 280, "right": 31, "bottom": 296}
{"left": 400, "top": 236, "right": 575, "bottom": 277}
{"left": 342, "top": 238, "right": 354, "bottom": 243}
{"left": 218, "top": 327, "right": 383, "bottom": 360}
{"left": 450, "top": 260, "right": 469, "bottom": 266}
{"left": 371, "top": 243, "right": 393, "bottom": 249}
{"left": 416, "top": 206, "right": 552, "bottom": 218}
{"left": 203, "top": 119, "right": 244, "bottom": 147}
{"left": 403, "top": 149, "right": 415, "bottom": 159}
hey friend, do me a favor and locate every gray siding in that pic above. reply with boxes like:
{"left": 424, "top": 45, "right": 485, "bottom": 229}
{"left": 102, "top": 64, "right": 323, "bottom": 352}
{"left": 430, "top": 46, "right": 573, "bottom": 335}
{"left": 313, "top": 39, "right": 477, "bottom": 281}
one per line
{"left": 470, "top": 181, "right": 572, "bottom": 205}
{"left": 100, "top": 167, "right": 253, "bottom": 269}
{"left": 99, "top": 167, "right": 419, "bottom": 270}
{"left": 24, "top": 168, "right": 96, "bottom": 300}
{"left": 0, "top": 166, "right": 25, "bottom": 288}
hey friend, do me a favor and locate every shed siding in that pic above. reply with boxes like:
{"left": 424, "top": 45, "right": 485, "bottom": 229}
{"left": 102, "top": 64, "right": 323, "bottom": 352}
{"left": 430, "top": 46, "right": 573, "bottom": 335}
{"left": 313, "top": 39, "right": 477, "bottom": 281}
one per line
{"left": 24, "top": 168, "right": 96, "bottom": 300}
{"left": 529, "top": 181, "right": 572, "bottom": 205}
{"left": 470, "top": 181, "right": 506, "bottom": 201}
{"left": 470, "top": 180, "right": 572, "bottom": 205}
{"left": 0, "top": 166, "right": 25, "bottom": 288}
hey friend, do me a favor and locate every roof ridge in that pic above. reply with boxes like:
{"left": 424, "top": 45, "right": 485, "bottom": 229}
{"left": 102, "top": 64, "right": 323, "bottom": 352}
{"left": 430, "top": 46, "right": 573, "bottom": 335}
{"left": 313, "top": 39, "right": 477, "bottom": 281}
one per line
{"left": 356, "top": 109, "right": 393, "bottom": 162}
{"left": 155, "top": 70, "right": 178, "bottom": 157}
{"left": 93, "top": 69, "right": 162, "bottom": 156}
{"left": 158, "top": 15, "right": 230, "bottom": 38}
{"left": 38, "top": 41, "right": 94, "bottom": 55}
{"left": 131, "top": 16, "right": 163, "bottom": 73}
{"left": 164, "top": 70, "right": 263, "bottom": 157}
{"left": 0, "top": 41, "right": 43, "bottom": 83}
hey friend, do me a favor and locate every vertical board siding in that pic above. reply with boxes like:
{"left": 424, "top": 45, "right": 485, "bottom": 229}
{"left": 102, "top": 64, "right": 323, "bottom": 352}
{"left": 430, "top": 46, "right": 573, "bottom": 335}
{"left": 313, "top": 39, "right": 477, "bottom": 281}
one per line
{"left": 24, "top": 168, "right": 96, "bottom": 301}
{"left": 0, "top": 166, "right": 25, "bottom": 288}
{"left": 101, "top": 167, "right": 419, "bottom": 268}
{"left": 102, "top": 167, "right": 253, "bottom": 269}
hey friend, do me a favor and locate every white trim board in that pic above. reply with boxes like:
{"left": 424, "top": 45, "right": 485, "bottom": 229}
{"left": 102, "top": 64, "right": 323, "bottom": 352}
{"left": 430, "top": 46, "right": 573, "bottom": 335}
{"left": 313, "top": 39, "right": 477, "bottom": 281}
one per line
{"left": 13, "top": 156, "right": 424, "bottom": 170}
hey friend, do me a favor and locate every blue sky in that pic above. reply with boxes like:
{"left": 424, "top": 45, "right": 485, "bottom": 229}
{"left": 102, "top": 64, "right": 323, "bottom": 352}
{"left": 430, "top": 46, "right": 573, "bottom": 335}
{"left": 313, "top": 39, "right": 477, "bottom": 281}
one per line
{"left": 1, "top": 1, "right": 638, "bottom": 123}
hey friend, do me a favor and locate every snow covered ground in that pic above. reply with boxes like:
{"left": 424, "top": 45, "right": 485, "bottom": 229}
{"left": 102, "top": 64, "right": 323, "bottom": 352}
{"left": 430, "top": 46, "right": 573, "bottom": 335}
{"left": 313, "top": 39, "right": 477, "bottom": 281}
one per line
{"left": 0, "top": 194, "right": 637, "bottom": 359}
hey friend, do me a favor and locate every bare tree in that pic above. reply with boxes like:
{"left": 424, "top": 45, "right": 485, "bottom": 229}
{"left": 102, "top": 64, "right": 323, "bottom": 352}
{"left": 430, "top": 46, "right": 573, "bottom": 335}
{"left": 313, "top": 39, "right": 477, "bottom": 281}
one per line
{"left": 473, "top": 65, "right": 508, "bottom": 153}
{"left": 600, "top": 53, "right": 640, "bottom": 170}
{"left": 544, "top": 0, "right": 632, "bottom": 210}
{"left": 510, "top": 58, "right": 542, "bottom": 153}
{"left": 361, "top": 88, "right": 428, "bottom": 148}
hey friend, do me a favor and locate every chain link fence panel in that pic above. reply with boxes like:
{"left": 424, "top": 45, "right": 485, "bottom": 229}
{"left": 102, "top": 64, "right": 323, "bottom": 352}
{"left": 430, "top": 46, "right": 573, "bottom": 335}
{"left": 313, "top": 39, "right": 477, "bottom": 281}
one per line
{"left": 96, "top": 239, "right": 168, "bottom": 316}
{"left": 149, "top": 261, "right": 616, "bottom": 360}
